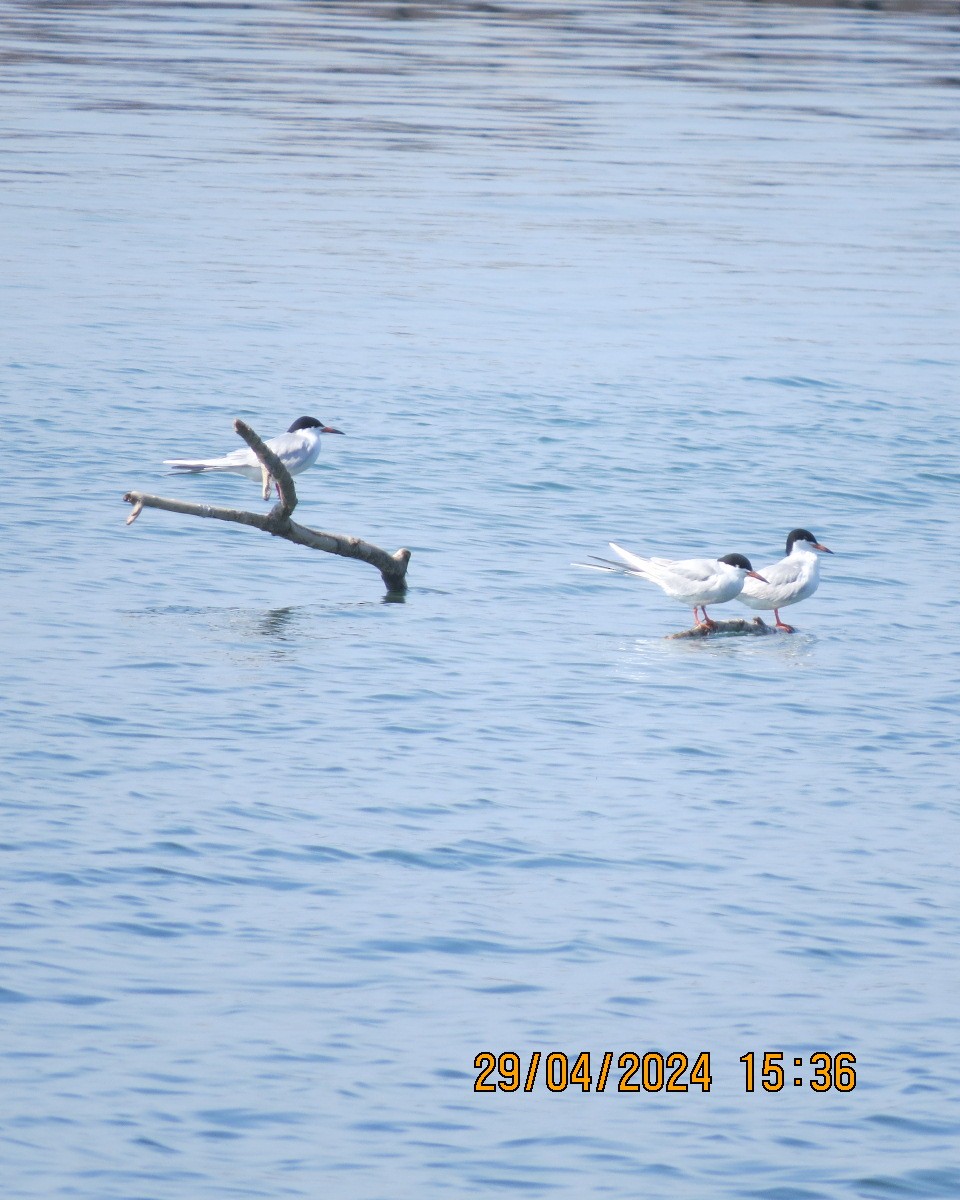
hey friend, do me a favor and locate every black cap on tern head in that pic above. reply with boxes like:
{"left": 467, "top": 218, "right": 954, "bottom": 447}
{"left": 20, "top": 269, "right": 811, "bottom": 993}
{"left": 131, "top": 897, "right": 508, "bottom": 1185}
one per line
{"left": 287, "top": 416, "right": 345, "bottom": 434}
{"left": 786, "top": 528, "right": 832, "bottom": 554}
{"left": 718, "top": 553, "right": 754, "bottom": 572}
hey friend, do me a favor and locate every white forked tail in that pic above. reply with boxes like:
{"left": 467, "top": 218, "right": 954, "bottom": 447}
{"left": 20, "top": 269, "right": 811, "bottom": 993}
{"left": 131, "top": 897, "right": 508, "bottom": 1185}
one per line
{"left": 607, "top": 542, "right": 656, "bottom": 577}
{"left": 164, "top": 457, "right": 232, "bottom": 472}
{"left": 573, "top": 544, "right": 650, "bottom": 578}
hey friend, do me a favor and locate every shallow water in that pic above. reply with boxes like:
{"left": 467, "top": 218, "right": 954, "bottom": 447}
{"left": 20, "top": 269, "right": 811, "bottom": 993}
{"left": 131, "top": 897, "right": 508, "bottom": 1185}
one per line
{"left": 2, "top": 1, "right": 960, "bottom": 1196}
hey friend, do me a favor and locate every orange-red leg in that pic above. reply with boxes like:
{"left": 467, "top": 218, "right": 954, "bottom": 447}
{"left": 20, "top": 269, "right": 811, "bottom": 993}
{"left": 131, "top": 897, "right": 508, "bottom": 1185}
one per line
{"left": 774, "top": 608, "right": 795, "bottom": 633}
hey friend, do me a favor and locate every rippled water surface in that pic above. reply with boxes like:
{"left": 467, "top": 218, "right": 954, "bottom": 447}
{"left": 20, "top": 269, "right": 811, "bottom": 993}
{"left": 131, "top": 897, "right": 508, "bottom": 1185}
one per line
{"left": 2, "top": 1, "right": 960, "bottom": 1196}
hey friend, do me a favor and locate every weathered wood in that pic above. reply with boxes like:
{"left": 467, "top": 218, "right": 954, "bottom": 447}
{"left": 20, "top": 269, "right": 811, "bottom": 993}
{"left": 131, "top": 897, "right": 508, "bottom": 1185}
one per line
{"left": 232, "top": 419, "right": 298, "bottom": 514}
{"left": 668, "top": 617, "right": 780, "bottom": 640}
{"left": 124, "top": 419, "right": 410, "bottom": 594}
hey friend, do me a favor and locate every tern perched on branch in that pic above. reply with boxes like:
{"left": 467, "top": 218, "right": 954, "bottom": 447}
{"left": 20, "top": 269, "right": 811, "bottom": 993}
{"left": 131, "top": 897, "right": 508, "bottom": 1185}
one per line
{"left": 737, "top": 528, "right": 833, "bottom": 632}
{"left": 164, "top": 415, "right": 344, "bottom": 499}
{"left": 583, "top": 543, "right": 768, "bottom": 629}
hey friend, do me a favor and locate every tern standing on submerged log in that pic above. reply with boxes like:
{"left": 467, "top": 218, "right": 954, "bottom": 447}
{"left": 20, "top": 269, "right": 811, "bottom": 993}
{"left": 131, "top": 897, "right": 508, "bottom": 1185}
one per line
{"left": 738, "top": 528, "right": 833, "bottom": 632}
{"left": 583, "top": 543, "right": 768, "bottom": 630}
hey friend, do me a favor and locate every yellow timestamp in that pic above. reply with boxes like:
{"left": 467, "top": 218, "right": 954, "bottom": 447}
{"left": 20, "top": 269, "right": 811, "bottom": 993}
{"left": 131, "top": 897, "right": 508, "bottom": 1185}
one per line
{"left": 740, "top": 1051, "right": 857, "bottom": 1092}
{"left": 473, "top": 1051, "right": 857, "bottom": 1093}
{"left": 474, "top": 1050, "right": 713, "bottom": 1093}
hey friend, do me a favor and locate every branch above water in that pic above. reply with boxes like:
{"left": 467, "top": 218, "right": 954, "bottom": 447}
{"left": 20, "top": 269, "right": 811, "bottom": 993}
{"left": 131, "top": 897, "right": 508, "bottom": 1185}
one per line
{"left": 124, "top": 419, "right": 410, "bottom": 595}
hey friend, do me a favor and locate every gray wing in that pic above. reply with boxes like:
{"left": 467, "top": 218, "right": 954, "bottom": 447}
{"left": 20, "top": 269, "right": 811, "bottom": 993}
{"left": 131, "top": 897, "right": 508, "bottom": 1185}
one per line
{"left": 753, "top": 555, "right": 801, "bottom": 588}
{"left": 648, "top": 556, "right": 721, "bottom": 584}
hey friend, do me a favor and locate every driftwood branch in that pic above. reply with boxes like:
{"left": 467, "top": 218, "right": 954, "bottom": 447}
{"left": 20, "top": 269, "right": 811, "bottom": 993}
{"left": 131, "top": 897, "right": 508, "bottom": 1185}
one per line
{"left": 233, "top": 419, "right": 298, "bottom": 513}
{"left": 668, "top": 617, "right": 779, "bottom": 640}
{"left": 125, "top": 419, "right": 410, "bottom": 595}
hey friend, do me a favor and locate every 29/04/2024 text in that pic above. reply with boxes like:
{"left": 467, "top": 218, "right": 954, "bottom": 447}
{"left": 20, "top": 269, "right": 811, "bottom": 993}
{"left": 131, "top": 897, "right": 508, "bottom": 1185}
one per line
{"left": 473, "top": 1051, "right": 857, "bottom": 1094}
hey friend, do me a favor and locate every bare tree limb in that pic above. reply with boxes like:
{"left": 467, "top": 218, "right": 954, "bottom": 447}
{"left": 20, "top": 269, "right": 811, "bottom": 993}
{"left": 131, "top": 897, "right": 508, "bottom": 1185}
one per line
{"left": 233, "top": 419, "right": 297, "bottom": 514}
{"left": 124, "top": 420, "right": 410, "bottom": 594}
{"left": 667, "top": 617, "right": 778, "bottom": 639}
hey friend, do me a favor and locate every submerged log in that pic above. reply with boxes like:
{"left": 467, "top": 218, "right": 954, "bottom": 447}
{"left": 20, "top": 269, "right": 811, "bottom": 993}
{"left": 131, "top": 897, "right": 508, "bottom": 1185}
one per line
{"left": 124, "top": 419, "right": 410, "bottom": 595}
{"left": 668, "top": 617, "right": 780, "bottom": 640}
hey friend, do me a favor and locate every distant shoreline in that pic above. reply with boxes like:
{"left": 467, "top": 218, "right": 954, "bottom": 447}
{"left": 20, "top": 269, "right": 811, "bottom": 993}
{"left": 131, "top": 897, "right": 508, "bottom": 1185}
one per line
{"left": 752, "top": 0, "right": 960, "bottom": 13}
{"left": 379, "top": 0, "right": 960, "bottom": 16}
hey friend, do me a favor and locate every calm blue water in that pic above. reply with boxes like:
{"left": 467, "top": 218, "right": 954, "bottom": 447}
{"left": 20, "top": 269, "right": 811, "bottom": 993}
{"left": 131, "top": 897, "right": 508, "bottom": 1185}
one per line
{"left": 2, "top": 1, "right": 960, "bottom": 1196}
